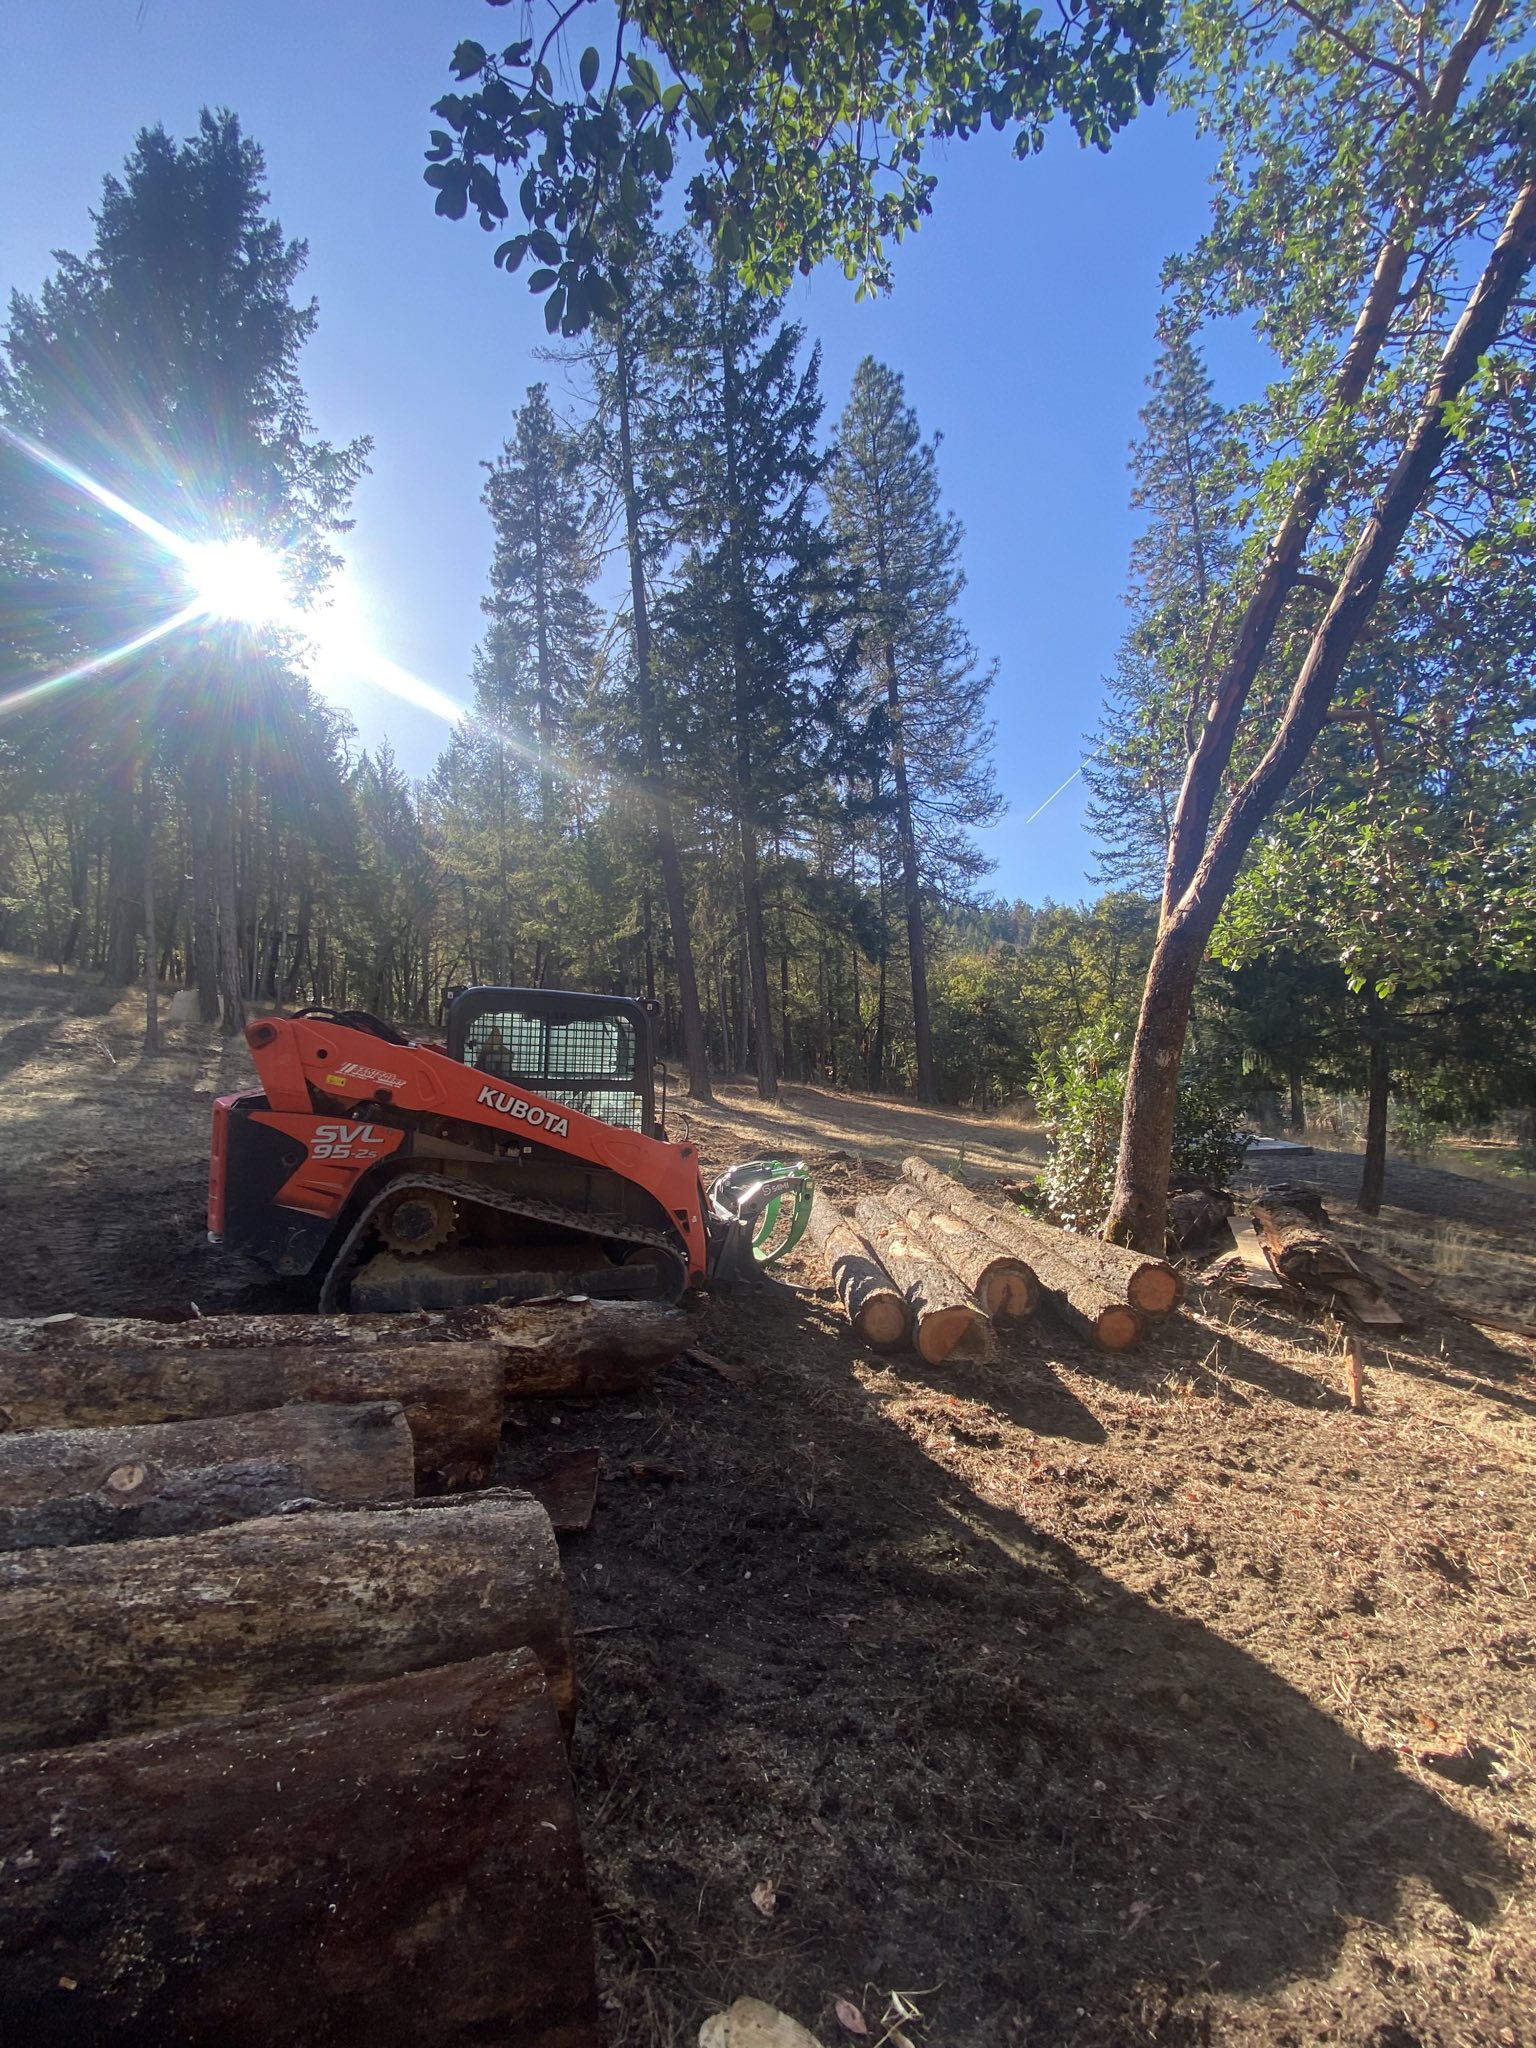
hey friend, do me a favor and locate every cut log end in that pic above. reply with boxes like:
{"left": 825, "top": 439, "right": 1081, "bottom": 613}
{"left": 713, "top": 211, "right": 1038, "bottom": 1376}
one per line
{"left": 1095, "top": 1305, "right": 1144, "bottom": 1352}
{"left": 979, "top": 1266, "right": 1036, "bottom": 1322}
{"left": 1127, "top": 1264, "right": 1183, "bottom": 1316}
{"left": 854, "top": 1295, "right": 911, "bottom": 1349}
{"left": 915, "top": 1306, "right": 995, "bottom": 1367}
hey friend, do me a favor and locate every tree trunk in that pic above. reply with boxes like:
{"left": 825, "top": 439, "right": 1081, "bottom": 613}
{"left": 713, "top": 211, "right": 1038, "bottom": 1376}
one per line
{"left": 1288, "top": 1062, "right": 1306, "bottom": 1134}
{"left": 103, "top": 782, "right": 140, "bottom": 987}
{"left": 902, "top": 1154, "right": 1181, "bottom": 1315}
{"left": 0, "top": 1340, "right": 503, "bottom": 1492}
{"left": 739, "top": 818, "right": 778, "bottom": 1100}
{"left": 854, "top": 1194, "right": 996, "bottom": 1366}
{"left": 887, "top": 647, "right": 937, "bottom": 1104}
{"left": 888, "top": 1182, "right": 1038, "bottom": 1322}
{"left": 780, "top": 941, "right": 793, "bottom": 1083}
{"left": 0, "top": 1650, "right": 598, "bottom": 2048}
{"left": 1358, "top": 998, "right": 1390, "bottom": 1217}
{"left": 805, "top": 1192, "right": 910, "bottom": 1349}
{"left": 1104, "top": 920, "right": 1205, "bottom": 1251}
{"left": 141, "top": 758, "right": 160, "bottom": 1054}
{"left": 214, "top": 769, "right": 246, "bottom": 1036}
{"left": 869, "top": 924, "right": 889, "bottom": 1091}
{"left": 0, "top": 1401, "right": 415, "bottom": 1550}
{"left": 190, "top": 789, "right": 219, "bottom": 1023}
{"left": 0, "top": 1494, "right": 574, "bottom": 1757}
{"left": 717, "top": 275, "right": 777, "bottom": 1101}
{"left": 1107, "top": 171, "right": 1536, "bottom": 1251}
{"left": 614, "top": 317, "right": 713, "bottom": 1101}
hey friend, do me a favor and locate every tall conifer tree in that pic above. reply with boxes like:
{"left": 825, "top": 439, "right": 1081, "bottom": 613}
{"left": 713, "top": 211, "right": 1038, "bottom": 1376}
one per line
{"left": 828, "top": 357, "right": 999, "bottom": 1103}
{"left": 661, "top": 258, "right": 845, "bottom": 1100}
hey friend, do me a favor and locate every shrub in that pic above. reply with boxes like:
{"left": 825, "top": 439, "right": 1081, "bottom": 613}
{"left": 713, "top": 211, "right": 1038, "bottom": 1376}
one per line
{"left": 1387, "top": 1097, "right": 1442, "bottom": 1163}
{"left": 1034, "top": 1024, "right": 1249, "bottom": 1232}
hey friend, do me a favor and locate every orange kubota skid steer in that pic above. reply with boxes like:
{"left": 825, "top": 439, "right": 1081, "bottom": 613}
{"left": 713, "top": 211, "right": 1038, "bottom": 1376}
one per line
{"left": 208, "top": 986, "right": 812, "bottom": 1312}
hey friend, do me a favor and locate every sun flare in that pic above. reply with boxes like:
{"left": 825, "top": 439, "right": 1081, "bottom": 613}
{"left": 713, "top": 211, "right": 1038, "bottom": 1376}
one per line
{"left": 185, "top": 536, "right": 294, "bottom": 628}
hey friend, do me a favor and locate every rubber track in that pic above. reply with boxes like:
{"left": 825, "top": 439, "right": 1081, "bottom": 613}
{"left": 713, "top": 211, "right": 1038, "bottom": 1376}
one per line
{"left": 317, "top": 1169, "right": 690, "bottom": 1314}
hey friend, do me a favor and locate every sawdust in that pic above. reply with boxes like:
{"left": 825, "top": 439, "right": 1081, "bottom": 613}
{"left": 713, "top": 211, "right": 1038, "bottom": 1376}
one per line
{"left": 0, "top": 960, "right": 1531, "bottom": 2046}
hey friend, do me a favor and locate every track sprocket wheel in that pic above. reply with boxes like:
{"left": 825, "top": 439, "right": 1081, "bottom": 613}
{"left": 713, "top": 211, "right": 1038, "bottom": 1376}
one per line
{"left": 375, "top": 1190, "right": 458, "bottom": 1257}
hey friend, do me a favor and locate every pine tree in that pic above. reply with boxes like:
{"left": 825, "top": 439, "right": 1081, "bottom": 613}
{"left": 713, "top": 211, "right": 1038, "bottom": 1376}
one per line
{"left": 1085, "top": 335, "right": 1235, "bottom": 892}
{"left": 0, "top": 110, "right": 367, "bottom": 1034}
{"left": 660, "top": 256, "right": 847, "bottom": 1100}
{"left": 480, "top": 383, "right": 599, "bottom": 835}
{"left": 827, "top": 358, "right": 999, "bottom": 1104}
{"left": 578, "top": 226, "right": 714, "bottom": 1098}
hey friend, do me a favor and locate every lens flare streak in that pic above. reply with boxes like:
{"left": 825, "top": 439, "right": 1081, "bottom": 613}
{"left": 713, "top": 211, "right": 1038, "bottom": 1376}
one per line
{"left": 0, "top": 602, "right": 207, "bottom": 720}
{"left": 0, "top": 420, "right": 193, "bottom": 563}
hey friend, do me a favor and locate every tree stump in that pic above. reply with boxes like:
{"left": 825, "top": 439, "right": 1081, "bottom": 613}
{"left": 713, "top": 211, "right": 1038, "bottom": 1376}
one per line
{"left": 0, "top": 1650, "right": 597, "bottom": 2047}
{"left": 0, "top": 1493, "right": 574, "bottom": 1757}
{"left": 805, "top": 1192, "right": 910, "bottom": 1349}
{"left": 0, "top": 1401, "right": 414, "bottom": 1549}
{"left": 854, "top": 1194, "right": 996, "bottom": 1366}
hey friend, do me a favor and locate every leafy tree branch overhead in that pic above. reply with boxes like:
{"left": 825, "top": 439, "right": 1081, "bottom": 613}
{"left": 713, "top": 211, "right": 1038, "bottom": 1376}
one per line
{"left": 425, "top": 0, "right": 1168, "bottom": 331}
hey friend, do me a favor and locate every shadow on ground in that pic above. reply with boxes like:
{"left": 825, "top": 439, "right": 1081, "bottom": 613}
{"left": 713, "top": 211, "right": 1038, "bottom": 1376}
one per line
{"left": 501, "top": 1281, "right": 1511, "bottom": 2048}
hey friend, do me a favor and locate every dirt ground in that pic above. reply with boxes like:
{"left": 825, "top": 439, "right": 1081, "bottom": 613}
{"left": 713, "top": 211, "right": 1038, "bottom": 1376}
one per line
{"left": 1, "top": 958, "right": 1531, "bottom": 2048}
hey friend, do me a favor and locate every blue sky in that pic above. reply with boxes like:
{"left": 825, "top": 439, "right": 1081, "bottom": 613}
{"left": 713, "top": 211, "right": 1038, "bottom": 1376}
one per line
{"left": 1, "top": 0, "right": 1248, "bottom": 903}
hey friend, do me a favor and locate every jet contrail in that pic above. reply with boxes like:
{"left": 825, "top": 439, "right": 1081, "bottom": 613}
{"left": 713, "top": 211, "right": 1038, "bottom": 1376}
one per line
{"left": 1022, "top": 760, "right": 1085, "bottom": 826}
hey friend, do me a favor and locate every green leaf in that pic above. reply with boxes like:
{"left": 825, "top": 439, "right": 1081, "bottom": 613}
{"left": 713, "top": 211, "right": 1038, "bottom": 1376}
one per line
{"left": 580, "top": 45, "right": 600, "bottom": 94}
{"left": 450, "top": 39, "right": 486, "bottom": 80}
{"left": 543, "top": 286, "right": 567, "bottom": 333}
{"left": 527, "top": 266, "right": 558, "bottom": 290}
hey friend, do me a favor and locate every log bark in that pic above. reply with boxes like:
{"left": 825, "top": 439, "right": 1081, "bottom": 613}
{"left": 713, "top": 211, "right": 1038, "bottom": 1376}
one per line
{"left": 854, "top": 1194, "right": 996, "bottom": 1367}
{"left": 467, "top": 1299, "right": 694, "bottom": 1395}
{"left": 0, "top": 1494, "right": 574, "bottom": 1757}
{"left": 805, "top": 1191, "right": 910, "bottom": 1349}
{"left": 887, "top": 1182, "right": 1038, "bottom": 1322}
{"left": 0, "top": 1299, "right": 692, "bottom": 1399}
{"left": 0, "top": 1650, "right": 597, "bottom": 2048}
{"left": 0, "top": 1402, "right": 414, "bottom": 1550}
{"left": 1250, "top": 1201, "right": 1403, "bottom": 1326}
{"left": 0, "top": 1343, "right": 501, "bottom": 1491}
{"left": 902, "top": 1155, "right": 1181, "bottom": 1316}
{"left": 1166, "top": 1185, "right": 1234, "bottom": 1253}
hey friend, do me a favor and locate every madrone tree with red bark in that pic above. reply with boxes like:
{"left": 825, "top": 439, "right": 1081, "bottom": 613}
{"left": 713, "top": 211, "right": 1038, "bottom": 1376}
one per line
{"left": 1101, "top": 0, "right": 1536, "bottom": 1247}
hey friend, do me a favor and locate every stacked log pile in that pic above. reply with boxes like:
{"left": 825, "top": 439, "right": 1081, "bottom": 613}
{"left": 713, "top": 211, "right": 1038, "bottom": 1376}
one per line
{"left": 0, "top": 1294, "right": 691, "bottom": 2045}
{"left": 808, "top": 1158, "right": 1187, "bottom": 1360}
{"left": 805, "top": 1192, "right": 910, "bottom": 1350}
{"left": 854, "top": 1194, "right": 997, "bottom": 1366}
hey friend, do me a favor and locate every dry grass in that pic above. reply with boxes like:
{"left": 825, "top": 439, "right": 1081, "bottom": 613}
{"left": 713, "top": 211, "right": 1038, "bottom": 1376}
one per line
{"left": 1, "top": 962, "right": 1533, "bottom": 2044}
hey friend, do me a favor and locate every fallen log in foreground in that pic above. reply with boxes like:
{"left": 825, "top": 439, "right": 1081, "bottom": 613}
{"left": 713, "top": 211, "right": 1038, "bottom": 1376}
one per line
{"left": 0, "top": 1494, "right": 573, "bottom": 1757}
{"left": 902, "top": 1155, "right": 1181, "bottom": 1318}
{"left": 466, "top": 1299, "right": 694, "bottom": 1395}
{"left": 0, "top": 1344, "right": 501, "bottom": 1491}
{"left": 854, "top": 1195, "right": 996, "bottom": 1367}
{"left": 890, "top": 1182, "right": 1038, "bottom": 1323}
{"left": 0, "top": 1650, "right": 597, "bottom": 2048}
{"left": 0, "top": 1298, "right": 692, "bottom": 1400}
{"left": 0, "top": 1401, "right": 414, "bottom": 1550}
{"left": 805, "top": 1191, "right": 910, "bottom": 1350}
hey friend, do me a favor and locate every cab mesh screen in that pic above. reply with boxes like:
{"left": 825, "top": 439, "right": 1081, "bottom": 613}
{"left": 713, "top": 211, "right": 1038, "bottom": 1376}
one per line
{"left": 464, "top": 1009, "right": 643, "bottom": 1131}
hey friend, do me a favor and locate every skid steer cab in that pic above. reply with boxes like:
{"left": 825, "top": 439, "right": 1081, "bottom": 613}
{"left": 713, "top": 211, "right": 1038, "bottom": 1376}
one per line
{"left": 208, "top": 985, "right": 812, "bottom": 1314}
